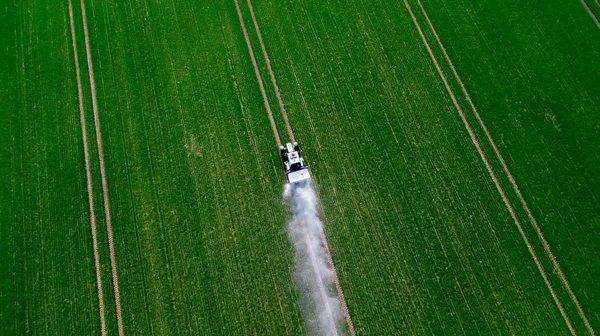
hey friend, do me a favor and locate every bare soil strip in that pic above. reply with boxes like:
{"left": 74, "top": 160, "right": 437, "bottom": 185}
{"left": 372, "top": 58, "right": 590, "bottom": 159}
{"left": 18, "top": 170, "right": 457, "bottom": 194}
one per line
{"left": 246, "top": 0, "right": 296, "bottom": 143}
{"left": 233, "top": 0, "right": 282, "bottom": 148}
{"left": 78, "top": 0, "right": 124, "bottom": 334}
{"left": 416, "top": 1, "right": 596, "bottom": 334}
{"left": 403, "top": 1, "right": 577, "bottom": 334}
{"left": 68, "top": 1, "right": 107, "bottom": 334}
{"left": 579, "top": 0, "right": 600, "bottom": 29}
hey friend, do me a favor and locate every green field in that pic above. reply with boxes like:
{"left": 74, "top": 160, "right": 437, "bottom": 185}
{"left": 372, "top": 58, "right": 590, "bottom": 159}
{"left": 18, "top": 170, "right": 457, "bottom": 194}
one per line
{"left": 1, "top": 0, "right": 599, "bottom": 335}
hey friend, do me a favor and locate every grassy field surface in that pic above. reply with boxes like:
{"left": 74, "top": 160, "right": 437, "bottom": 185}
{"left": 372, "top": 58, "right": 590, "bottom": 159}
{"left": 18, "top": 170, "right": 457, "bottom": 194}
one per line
{"left": 1, "top": 0, "right": 598, "bottom": 335}
{"left": 247, "top": 1, "right": 598, "bottom": 333}
{"left": 77, "top": 0, "right": 304, "bottom": 334}
{"left": 417, "top": 0, "right": 600, "bottom": 332}
{"left": 0, "top": 1, "right": 107, "bottom": 334}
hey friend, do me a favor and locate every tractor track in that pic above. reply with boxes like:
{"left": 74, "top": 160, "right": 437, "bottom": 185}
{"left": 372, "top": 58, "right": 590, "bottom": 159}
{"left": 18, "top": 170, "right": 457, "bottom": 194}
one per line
{"left": 235, "top": 0, "right": 355, "bottom": 334}
{"left": 404, "top": 0, "right": 585, "bottom": 334}
{"left": 579, "top": 0, "right": 600, "bottom": 29}
{"left": 233, "top": 0, "right": 282, "bottom": 148}
{"left": 415, "top": 1, "right": 595, "bottom": 334}
{"left": 320, "top": 228, "right": 355, "bottom": 336}
{"left": 68, "top": 1, "right": 107, "bottom": 334}
{"left": 245, "top": 0, "right": 296, "bottom": 144}
{"left": 301, "top": 223, "right": 339, "bottom": 336}
{"left": 78, "top": 0, "right": 125, "bottom": 334}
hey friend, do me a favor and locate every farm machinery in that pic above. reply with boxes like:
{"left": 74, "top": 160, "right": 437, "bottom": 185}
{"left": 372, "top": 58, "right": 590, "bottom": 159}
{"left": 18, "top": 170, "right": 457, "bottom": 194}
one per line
{"left": 280, "top": 142, "right": 311, "bottom": 184}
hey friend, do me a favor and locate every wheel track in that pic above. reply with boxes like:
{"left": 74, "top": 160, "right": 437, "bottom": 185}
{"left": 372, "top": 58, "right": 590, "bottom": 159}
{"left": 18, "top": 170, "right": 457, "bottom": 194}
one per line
{"left": 233, "top": 0, "right": 282, "bottom": 148}
{"left": 579, "top": 0, "right": 600, "bottom": 29}
{"left": 302, "top": 223, "right": 339, "bottom": 336}
{"left": 78, "top": 0, "right": 124, "bottom": 334}
{"left": 234, "top": 0, "right": 356, "bottom": 334}
{"left": 245, "top": 0, "right": 295, "bottom": 143}
{"left": 416, "top": 1, "right": 596, "bottom": 334}
{"left": 403, "top": 1, "right": 578, "bottom": 334}
{"left": 67, "top": 1, "right": 107, "bottom": 334}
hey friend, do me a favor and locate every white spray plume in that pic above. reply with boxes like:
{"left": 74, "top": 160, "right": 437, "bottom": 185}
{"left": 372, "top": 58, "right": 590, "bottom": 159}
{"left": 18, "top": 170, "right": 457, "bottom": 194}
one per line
{"left": 284, "top": 181, "right": 343, "bottom": 336}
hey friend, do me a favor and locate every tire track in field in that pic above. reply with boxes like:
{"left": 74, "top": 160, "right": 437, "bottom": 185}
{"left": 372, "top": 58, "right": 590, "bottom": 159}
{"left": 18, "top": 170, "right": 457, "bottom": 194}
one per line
{"left": 245, "top": 0, "right": 295, "bottom": 143}
{"left": 416, "top": 1, "right": 596, "bottom": 334}
{"left": 233, "top": 0, "right": 282, "bottom": 148}
{"left": 78, "top": 0, "right": 124, "bottom": 334}
{"left": 244, "top": 1, "right": 356, "bottom": 334}
{"left": 301, "top": 224, "right": 339, "bottom": 336}
{"left": 402, "top": 1, "right": 578, "bottom": 334}
{"left": 319, "top": 229, "right": 354, "bottom": 336}
{"left": 235, "top": 1, "right": 356, "bottom": 334}
{"left": 68, "top": 1, "right": 107, "bottom": 335}
{"left": 579, "top": 0, "right": 600, "bottom": 29}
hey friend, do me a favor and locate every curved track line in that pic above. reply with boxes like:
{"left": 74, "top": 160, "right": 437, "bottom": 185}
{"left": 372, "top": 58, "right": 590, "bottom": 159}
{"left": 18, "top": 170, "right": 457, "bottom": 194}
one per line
{"left": 78, "top": 0, "right": 124, "bottom": 334}
{"left": 246, "top": 0, "right": 296, "bottom": 143}
{"left": 233, "top": 0, "right": 282, "bottom": 148}
{"left": 416, "top": 1, "right": 595, "bottom": 334}
{"left": 579, "top": 0, "right": 600, "bottom": 29}
{"left": 403, "top": 1, "right": 577, "bottom": 334}
{"left": 68, "top": 2, "right": 107, "bottom": 334}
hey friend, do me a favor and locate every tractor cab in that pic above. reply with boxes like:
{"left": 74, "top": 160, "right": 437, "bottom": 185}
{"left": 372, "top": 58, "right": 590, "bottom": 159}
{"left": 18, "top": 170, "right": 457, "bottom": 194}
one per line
{"left": 280, "top": 142, "right": 311, "bottom": 184}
